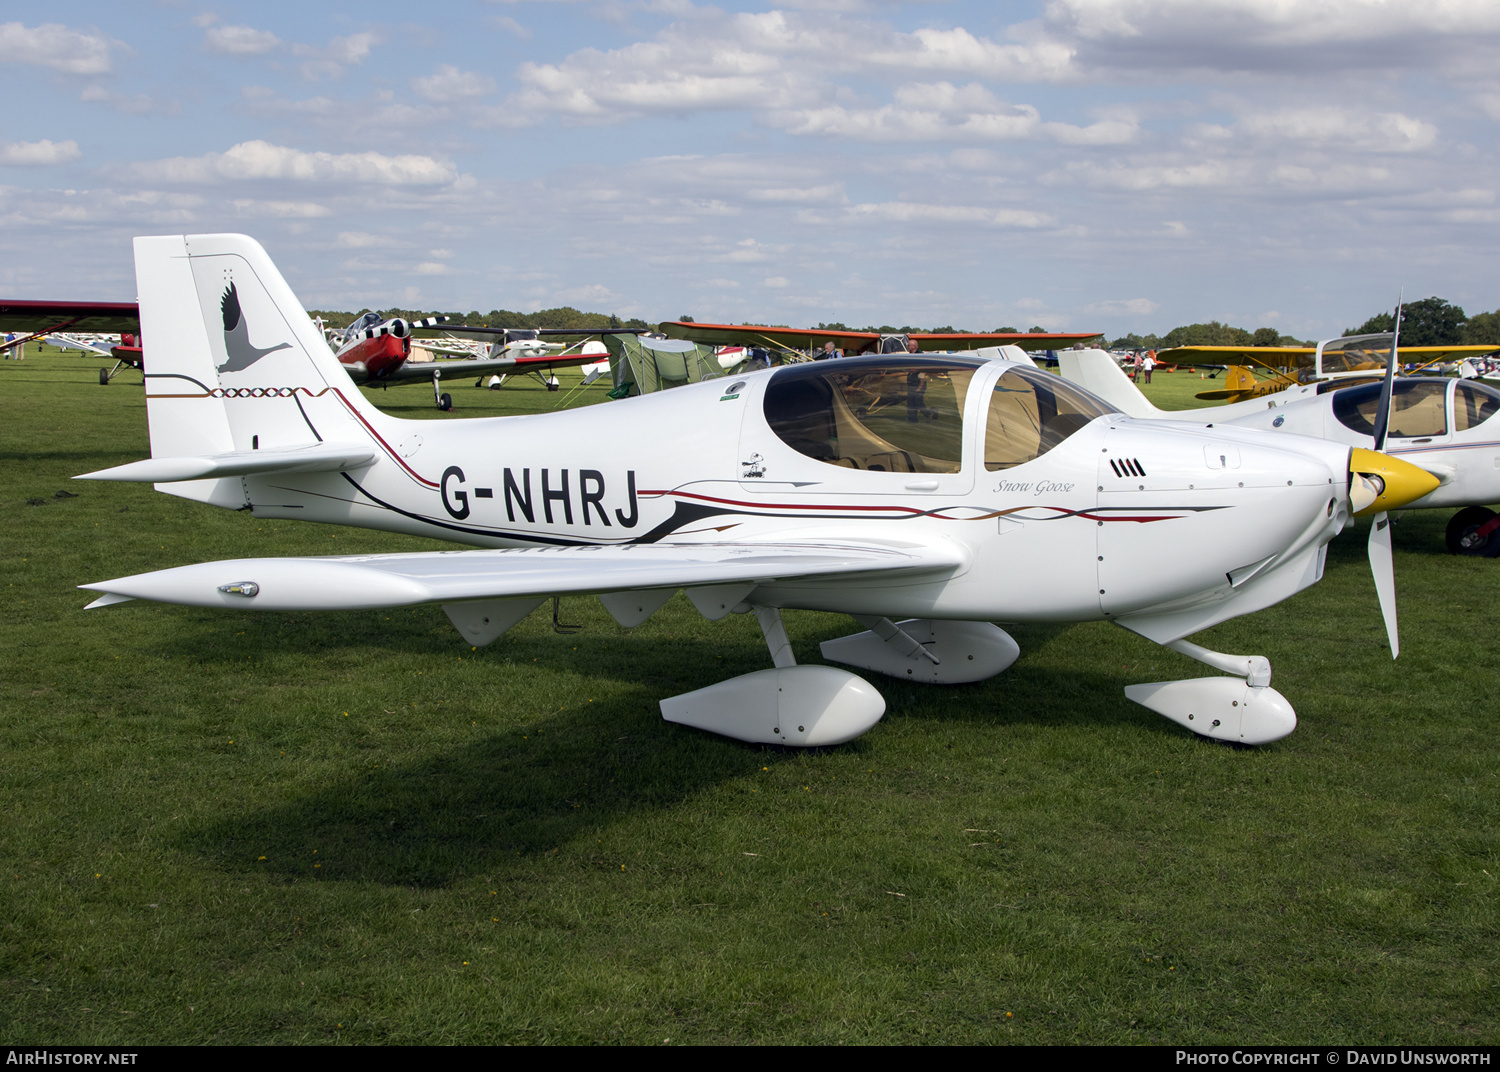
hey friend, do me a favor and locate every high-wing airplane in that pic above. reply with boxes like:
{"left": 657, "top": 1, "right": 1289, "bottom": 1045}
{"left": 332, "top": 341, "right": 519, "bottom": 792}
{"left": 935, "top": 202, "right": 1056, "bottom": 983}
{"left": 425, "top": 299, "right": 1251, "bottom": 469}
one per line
{"left": 660, "top": 321, "right": 1103, "bottom": 358}
{"left": 1159, "top": 336, "right": 1499, "bottom": 404}
{"left": 0, "top": 299, "right": 144, "bottom": 383}
{"left": 324, "top": 313, "right": 637, "bottom": 410}
{"left": 1058, "top": 344, "right": 1500, "bottom": 557}
{"left": 75, "top": 234, "right": 1438, "bottom": 749}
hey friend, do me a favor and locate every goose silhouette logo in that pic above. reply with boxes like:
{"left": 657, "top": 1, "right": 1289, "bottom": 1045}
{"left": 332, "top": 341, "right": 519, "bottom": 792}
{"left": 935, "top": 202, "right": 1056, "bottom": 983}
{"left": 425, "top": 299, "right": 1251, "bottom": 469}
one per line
{"left": 218, "top": 282, "right": 291, "bottom": 373}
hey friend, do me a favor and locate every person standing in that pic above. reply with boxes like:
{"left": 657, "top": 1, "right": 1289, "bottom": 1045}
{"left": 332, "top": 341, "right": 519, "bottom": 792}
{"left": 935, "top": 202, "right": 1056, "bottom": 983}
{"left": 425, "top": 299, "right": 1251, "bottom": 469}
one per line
{"left": 1142, "top": 350, "right": 1156, "bottom": 384}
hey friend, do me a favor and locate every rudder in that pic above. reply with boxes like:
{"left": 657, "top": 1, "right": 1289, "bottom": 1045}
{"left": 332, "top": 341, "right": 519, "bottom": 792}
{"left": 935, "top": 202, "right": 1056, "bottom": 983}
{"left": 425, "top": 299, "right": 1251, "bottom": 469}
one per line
{"left": 135, "top": 233, "right": 387, "bottom": 506}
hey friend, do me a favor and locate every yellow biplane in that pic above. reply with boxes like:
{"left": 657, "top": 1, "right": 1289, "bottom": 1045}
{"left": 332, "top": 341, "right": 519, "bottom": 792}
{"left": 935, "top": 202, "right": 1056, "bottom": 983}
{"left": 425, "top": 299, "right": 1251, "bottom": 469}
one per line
{"left": 1159, "top": 334, "right": 1499, "bottom": 403}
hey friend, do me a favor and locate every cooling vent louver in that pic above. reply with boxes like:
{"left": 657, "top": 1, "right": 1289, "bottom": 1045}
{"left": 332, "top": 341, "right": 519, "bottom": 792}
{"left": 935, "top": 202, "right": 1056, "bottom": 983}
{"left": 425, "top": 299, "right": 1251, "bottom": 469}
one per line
{"left": 1109, "top": 458, "right": 1147, "bottom": 478}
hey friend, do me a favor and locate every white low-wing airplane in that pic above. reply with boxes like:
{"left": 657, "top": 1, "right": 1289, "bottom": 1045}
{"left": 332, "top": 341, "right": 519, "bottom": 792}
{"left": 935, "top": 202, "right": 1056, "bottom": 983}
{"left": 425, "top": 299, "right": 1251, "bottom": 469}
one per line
{"left": 1058, "top": 345, "right": 1500, "bottom": 557}
{"left": 75, "top": 235, "right": 1439, "bottom": 748}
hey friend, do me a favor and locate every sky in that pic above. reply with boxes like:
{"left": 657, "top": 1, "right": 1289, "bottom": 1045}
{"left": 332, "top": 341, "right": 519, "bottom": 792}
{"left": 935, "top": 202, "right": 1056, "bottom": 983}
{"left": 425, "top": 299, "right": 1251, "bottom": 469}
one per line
{"left": 2, "top": 0, "right": 1498, "bottom": 338}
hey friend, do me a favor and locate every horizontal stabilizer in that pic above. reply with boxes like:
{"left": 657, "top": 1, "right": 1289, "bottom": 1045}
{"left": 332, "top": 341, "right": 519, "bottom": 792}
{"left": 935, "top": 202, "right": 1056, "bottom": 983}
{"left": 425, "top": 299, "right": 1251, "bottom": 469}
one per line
{"left": 75, "top": 443, "right": 377, "bottom": 483}
{"left": 81, "top": 539, "right": 966, "bottom": 612}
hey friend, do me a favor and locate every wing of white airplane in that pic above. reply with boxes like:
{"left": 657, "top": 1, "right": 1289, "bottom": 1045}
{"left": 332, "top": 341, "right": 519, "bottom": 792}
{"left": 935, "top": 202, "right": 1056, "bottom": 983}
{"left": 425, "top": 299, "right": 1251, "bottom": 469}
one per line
{"left": 45, "top": 334, "right": 116, "bottom": 357}
{"left": 368, "top": 350, "right": 602, "bottom": 385}
{"left": 79, "top": 537, "right": 967, "bottom": 620}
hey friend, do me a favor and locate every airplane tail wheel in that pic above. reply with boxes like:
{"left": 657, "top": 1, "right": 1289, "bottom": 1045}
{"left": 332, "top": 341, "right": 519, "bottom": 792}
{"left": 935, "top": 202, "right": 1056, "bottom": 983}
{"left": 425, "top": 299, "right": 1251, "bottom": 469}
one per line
{"left": 1446, "top": 506, "right": 1499, "bottom": 556}
{"left": 99, "top": 368, "right": 110, "bottom": 385}
{"left": 438, "top": 392, "right": 453, "bottom": 412}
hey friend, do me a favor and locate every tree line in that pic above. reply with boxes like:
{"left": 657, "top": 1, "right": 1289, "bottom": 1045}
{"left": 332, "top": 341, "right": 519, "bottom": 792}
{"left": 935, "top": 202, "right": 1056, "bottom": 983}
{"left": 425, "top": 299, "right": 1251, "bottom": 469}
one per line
{"left": 305, "top": 307, "right": 651, "bottom": 331}
{"left": 305, "top": 295, "right": 1498, "bottom": 349}
{"left": 1109, "top": 297, "right": 1499, "bottom": 351}
{"left": 1343, "top": 297, "right": 1499, "bottom": 347}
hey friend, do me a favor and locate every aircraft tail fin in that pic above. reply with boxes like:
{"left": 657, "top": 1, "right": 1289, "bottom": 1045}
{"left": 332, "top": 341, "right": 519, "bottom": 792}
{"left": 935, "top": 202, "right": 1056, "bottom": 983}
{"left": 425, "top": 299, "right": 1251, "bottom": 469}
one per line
{"left": 1056, "top": 349, "right": 1166, "bottom": 419}
{"left": 1195, "top": 364, "right": 1270, "bottom": 402}
{"left": 1224, "top": 364, "right": 1257, "bottom": 395}
{"left": 131, "top": 234, "right": 388, "bottom": 507}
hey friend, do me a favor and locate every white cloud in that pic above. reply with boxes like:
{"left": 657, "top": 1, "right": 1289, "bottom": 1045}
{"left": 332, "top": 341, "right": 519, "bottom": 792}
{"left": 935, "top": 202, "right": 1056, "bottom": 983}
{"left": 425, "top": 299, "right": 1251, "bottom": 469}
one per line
{"left": 493, "top": 9, "right": 1078, "bottom": 129}
{"left": 239, "top": 87, "right": 448, "bottom": 146}
{"left": 294, "top": 32, "right": 380, "bottom": 79}
{"left": 413, "top": 65, "right": 497, "bottom": 103}
{"left": 488, "top": 15, "right": 532, "bottom": 40}
{"left": 1044, "top": 0, "right": 1500, "bottom": 75}
{"left": 0, "top": 139, "right": 80, "bottom": 166}
{"left": 231, "top": 199, "right": 331, "bottom": 218}
{"left": 131, "top": 141, "right": 458, "bottom": 186}
{"left": 414, "top": 262, "right": 451, "bottom": 275}
{"left": 198, "top": 21, "right": 377, "bottom": 78}
{"left": 745, "top": 183, "right": 845, "bottom": 204}
{"left": 0, "top": 187, "right": 206, "bottom": 233}
{"left": 763, "top": 276, "right": 790, "bottom": 288}
{"left": 336, "top": 231, "right": 390, "bottom": 248}
{"left": 1056, "top": 159, "right": 1237, "bottom": 190}
{"left": 0, "top": 21, "right": 115, "bottom": 75}
{"left": 774, "top": 82, "right": 1138, "bottom": 144}
{"left": 1050, "top": 0, "right": 1500, "bottom": 45}
{"left": 843, "top": 201, "right": 1051, "bottom": 227}
{"left": 324, "top": 32, "right": 378, "bottom": 66}
{"left": 79, "top": 85, "right": 178, "bottom": 116}
{"left": 1084, "top": 297, "right": 1161, "bottom": 316}
{"left": 862, "top": 27, "right": 1075, "bottom": 79}
{"left": 203, "top": 24, "right": 282, "bottom": 56}
{"left": 1233, "top": 107, "right": 1438, "bottom": 153}
{"left": 553, "top": 283, "right": 621, "bottom": 305}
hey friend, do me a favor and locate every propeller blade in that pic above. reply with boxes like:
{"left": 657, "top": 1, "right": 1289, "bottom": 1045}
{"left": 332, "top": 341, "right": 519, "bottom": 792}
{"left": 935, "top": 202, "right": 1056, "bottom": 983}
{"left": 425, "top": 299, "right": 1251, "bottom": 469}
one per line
{"left": 1367, "top": 510, "right": 1398, "bottom": 658}
{"left": 1371, "top": 294, "right": 1402, "bottom": 452}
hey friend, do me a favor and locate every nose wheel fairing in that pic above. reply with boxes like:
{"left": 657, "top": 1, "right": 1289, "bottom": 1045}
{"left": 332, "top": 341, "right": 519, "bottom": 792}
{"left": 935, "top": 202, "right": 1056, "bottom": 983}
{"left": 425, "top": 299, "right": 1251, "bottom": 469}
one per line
{"left": 1126, "top": 677, "right": 1296, "bottom": 746}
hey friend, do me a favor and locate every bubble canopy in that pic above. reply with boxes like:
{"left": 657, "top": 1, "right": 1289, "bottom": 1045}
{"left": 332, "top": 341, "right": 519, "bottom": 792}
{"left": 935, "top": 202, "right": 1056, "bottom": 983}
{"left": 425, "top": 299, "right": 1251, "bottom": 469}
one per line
{"left": 762, "top": 356, "right": 1117, "bottom": 474}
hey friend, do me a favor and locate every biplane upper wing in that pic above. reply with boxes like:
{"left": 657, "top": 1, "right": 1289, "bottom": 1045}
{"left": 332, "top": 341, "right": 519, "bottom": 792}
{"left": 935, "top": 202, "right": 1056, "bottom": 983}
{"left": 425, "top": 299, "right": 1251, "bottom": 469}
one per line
{"left": 1157, "top": 345, "right": 1317, "bottom": 371}
{"left": 0, "top": 300, "right": 140, "bottom": 334}
{"left": 659, "top": 321, "right": 1101, "bottom": 353}
{"left": 1160, "top": 342, "right": 1500, "bottom": 373}
{"left": 1393, "top": 345, "right": 1500, "bottom": 364}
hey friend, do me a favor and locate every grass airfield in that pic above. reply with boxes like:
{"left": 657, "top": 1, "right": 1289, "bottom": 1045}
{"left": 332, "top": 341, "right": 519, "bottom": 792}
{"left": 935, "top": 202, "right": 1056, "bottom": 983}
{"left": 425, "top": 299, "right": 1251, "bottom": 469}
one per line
{"left": 1, "top": 350, "right": 1496, "bottom": 1045}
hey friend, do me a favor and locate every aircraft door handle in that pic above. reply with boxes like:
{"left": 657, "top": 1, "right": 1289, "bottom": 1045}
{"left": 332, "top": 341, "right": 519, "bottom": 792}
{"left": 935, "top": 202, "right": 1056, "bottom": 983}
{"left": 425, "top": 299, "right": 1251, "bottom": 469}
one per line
{"left": 905, "top": 479, "right": 939, "bottom": 491}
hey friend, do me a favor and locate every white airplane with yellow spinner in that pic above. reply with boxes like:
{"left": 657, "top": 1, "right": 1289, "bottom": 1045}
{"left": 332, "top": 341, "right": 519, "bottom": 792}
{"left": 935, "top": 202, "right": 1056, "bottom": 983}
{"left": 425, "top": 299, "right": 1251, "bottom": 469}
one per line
{"left": 75, "top": 235, "right": 1438, "bottom": 748}
{"left": 1060, "top": 336, "right": 1500, "bottom": 557}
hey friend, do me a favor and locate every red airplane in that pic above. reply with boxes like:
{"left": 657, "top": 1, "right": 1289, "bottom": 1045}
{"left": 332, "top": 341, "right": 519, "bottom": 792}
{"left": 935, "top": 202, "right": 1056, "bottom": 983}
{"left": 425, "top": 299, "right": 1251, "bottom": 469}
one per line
{"left": 329, "top": 313, "right": 642, "bottom": 409}
{"left": 0, "top": 298, "right": 637, "bottom": 409}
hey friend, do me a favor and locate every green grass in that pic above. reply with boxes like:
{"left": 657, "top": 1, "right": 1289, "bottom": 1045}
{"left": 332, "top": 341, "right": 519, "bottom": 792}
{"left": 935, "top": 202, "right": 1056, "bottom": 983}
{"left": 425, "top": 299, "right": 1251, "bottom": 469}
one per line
{"left": 1, "top": 350, "right": 1497, "bottom": 1044}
